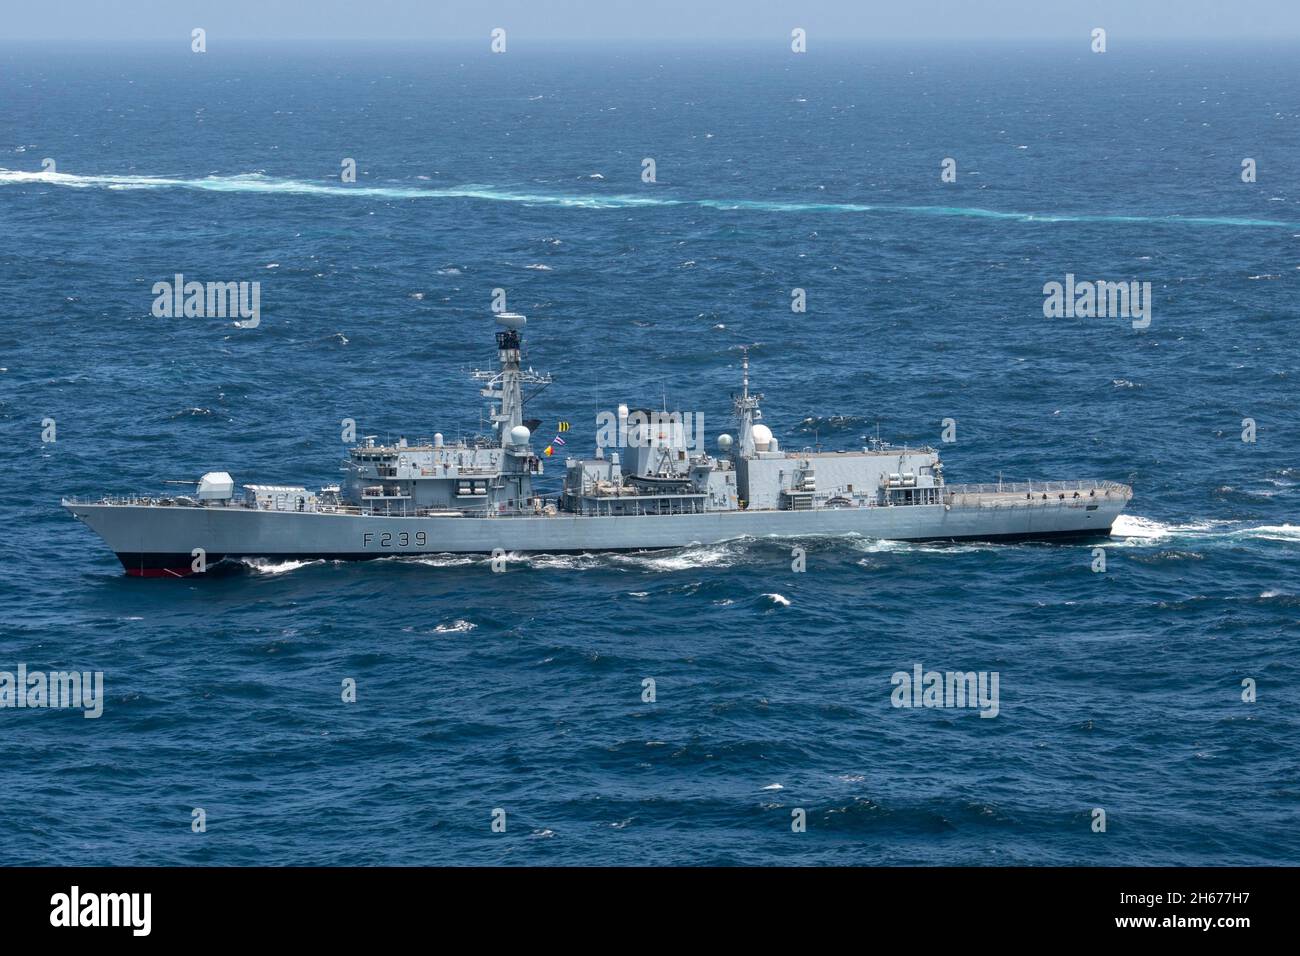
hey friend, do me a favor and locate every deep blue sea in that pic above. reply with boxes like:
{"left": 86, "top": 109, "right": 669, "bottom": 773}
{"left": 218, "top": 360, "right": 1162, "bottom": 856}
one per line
{"left": 1, "top": 41, "right": 1297, "bottom": 865}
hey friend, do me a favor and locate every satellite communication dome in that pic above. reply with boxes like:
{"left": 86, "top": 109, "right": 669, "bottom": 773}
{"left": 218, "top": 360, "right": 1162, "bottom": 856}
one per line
{"left": 751, "top": 424, "right": 773, "bottom": 451}
{"left": 509, "top": 425, "right": 531, "bottom": 445}
{"left": 495, "top": 312, "right": 527, "bottom": 330}
{"left": 717, "top": 433, "right": 733, "bottom": 450}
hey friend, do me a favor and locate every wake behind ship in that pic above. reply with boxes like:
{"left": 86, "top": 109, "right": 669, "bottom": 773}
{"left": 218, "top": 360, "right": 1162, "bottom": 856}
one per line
{"left": 64, "top": 313, "right": 1132, "bottom": 576}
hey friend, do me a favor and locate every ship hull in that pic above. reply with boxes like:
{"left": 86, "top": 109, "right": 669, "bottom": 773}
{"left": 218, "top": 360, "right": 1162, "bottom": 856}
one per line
{"left": 65, "top": 493, "right": 1129, "bottom": 576}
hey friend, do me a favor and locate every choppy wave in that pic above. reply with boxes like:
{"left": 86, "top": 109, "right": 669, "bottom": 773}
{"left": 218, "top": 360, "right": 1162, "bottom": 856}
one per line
{"left": 853, "top": 537, "right": 996, "bottom": 556}
{"left": 1110, "top": 515, "right": 1300, "bottom": 545}
{"left": 215, "top": 519, "right": 1300, "bottom": 579}
{"left": 403, "top": 554, "right": 478, "bottom": 568}
{"left": 610, "top": 542, "right": 743, "bottom": 571}
{"left": 239, "top": 557, "right": 323, "bottom": 575}
{"left": 1240, "top": 524, "right": 1300, "bottom": 542}
{"left": 1, "top": 168, "right": 1292, "bottom": 229}
{"left": 194, "top": 519, "right": 1300, "bottom": 579}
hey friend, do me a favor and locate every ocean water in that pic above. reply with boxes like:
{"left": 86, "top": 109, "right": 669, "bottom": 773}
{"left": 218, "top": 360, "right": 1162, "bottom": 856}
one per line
{"left": 1, "top": 41, "right": 1298, "bottom": 866}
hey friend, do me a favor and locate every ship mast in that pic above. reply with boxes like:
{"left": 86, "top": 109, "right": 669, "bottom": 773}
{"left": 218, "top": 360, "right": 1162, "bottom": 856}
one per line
{"left": 733, "top": 346, "right": 763, "bottom": 457}
{"left": 471, "top": 313, "right": 551, "bottom": 448}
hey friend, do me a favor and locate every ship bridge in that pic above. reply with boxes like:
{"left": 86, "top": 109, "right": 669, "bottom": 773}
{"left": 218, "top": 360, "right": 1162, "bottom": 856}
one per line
{"left": 338, "top": 313, "right": 551, "bottom": 516}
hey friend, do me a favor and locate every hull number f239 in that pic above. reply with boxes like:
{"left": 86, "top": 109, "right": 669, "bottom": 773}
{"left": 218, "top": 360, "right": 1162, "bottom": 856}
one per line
{"left": 362, "top": 531, "right": 428, "bottom": 549}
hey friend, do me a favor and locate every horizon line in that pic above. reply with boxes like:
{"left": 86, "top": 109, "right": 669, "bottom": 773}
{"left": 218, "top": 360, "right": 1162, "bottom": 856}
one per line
{"left": 5, "top": 35, "right": 1300, "bottom": 46}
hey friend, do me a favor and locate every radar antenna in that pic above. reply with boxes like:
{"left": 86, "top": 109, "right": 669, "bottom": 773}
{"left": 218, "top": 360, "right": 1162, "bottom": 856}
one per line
{"left": 733, "top": 345, "right": 764, "bottom": 457}
{"left": 471, "top": 313, "right": 552, "bottom": 448}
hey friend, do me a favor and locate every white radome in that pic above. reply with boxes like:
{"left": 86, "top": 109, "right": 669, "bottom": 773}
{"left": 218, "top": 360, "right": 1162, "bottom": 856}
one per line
{"left": 495, "top": 312, "right": 527, "bottom": 330}
{"left": 509, "top": 425, "right": 531, "bottom": 445}
{"left": 751, "top": 423, "right": 773, "bottom": 450}
{"left": 717, "top": 433, "right": 733, "bottom": 450}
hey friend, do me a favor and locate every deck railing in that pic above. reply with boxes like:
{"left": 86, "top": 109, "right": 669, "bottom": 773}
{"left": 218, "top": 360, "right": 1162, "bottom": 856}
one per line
{"left": 943, "top": 479, "right": 1129, "bottom": 496}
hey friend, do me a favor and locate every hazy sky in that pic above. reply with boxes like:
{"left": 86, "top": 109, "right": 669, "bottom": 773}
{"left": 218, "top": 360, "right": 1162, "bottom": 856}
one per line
{"left": 4, "top": 1, "right": 1297, "bottom": 42}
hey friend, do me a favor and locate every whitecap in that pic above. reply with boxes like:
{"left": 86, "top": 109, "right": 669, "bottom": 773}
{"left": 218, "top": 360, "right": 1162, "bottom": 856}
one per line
{"left": 1110, "top": 516, "right": 1300, "bottom": 547}
{"left": 241, "top": 558, "right": 321, "bottom": 575}
{"left": 526, "top": 552, "right": 601, "bottom": 570}
{"left": 8, "top": 167, "right": 1292, "bottom": 229}
{"left": 614, "top": 542, "right": 740, "bottom": 571}
{"left": 1110, "top": 515, "right": 1222, "bottom": 539}
{"left": 1239, "top": 524, "right": 1300, "bottom": 542}
{"left": 407, "top": 554, "right": 477, "bottom": 567}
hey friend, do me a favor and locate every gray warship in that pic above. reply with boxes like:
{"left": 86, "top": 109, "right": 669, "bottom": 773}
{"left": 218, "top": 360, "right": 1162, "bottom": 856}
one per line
{"left": 64, "top": 313, "right": 1132, "bottom": 576}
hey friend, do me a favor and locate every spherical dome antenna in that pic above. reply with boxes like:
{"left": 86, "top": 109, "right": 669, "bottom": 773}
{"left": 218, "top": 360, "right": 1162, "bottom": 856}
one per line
{"left": 509, "top": 425, "right": 531, "bottom": 445}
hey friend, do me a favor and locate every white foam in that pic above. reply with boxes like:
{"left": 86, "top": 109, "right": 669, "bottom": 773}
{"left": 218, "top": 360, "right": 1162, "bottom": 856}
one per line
{"left": 853, "top": 537, "right": 991, "bottom": 555}
{"left": 1110, "top": 515, "right": 1174, "bottom": 539}
{"left": 407, "top": 554, "right": 477, "bottom": 568}
{"left": 613, "top": 542, "right": 741, "bottom": 571}
{"left": 1240, "top": 524, "right": 1300, "bottom": 542}
{"left": 853, "top": 537, "right": 912, "bottom": 554}
{"left": 763, "top": 593, "right": 791, "bottom": 606}
{"left": 241, "top": 558, "right": 320, "bottom": 575}
{"left": 1110, "top": 515, "right": 1223, "bottom": 539}
{"left": 525, "top": 552, "right": 602, "bottom": 570}
{"left": 4, "top": 167, "right": 1293, "bottom": 228}
{"left": 1111, "top": 515, "right": 1300, "bottom": 546}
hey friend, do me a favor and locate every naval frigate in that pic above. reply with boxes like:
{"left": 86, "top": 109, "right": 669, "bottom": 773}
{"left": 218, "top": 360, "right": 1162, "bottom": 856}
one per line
{"left": 64, "top": 313, "right": 1133, "bottom": 576}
